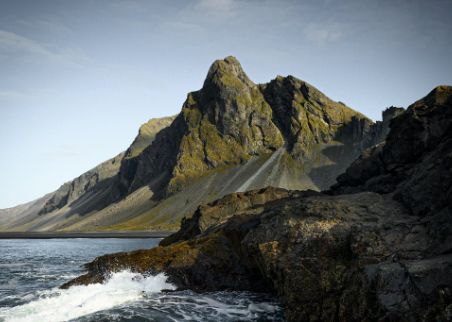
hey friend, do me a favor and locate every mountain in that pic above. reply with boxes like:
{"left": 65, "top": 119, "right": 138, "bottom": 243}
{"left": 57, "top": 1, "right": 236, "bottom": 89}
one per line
{"left": 64, "top": 86, "right": 452, "bottom": 322}
{"left": 1, "top": 56, "right": 396, "bottom": 232}
{"left": 0, "top": 116, "right": 175, "bottom": 231}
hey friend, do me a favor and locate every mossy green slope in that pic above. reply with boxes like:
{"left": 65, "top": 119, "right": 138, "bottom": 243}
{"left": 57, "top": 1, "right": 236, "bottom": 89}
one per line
{"left": 261, "top": 75, "right": 371, "bottom": 159}
{"left": 170, "top": 57, "right": 284, "bottom": 191}
{"left": 125, "top": 116, "right": 176, "bottom": 159}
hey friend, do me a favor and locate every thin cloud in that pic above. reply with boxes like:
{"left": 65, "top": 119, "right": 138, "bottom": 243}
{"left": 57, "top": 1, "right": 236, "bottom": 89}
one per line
{"left": 0, "top": 30, "right": 53, "bottom": 56}
{"left": 153, "top": 0, "right": 238, "bottom": 37}
{"left": 0, "top": 90, "right": 28, "bottom": 100}
{"left": 0, "top": 30, "right": 89, "bottom": 66}
{"left": 303, "top": 23, "right": 344, "bottom": 45}
{"left": 42, "top": 144, "right": 82, "bottom": 159}
{"left": 195, "top": 0, "right": 236, "bottom": 15}
{"left": 110, "top": 0, "right": 152, "bottom": 13}
{"left": 16, "top": 18, "right": 72, "bottom": 36}
{"left": 159, "top": 20, "right": 206, "bottom": 35}
{"left": 176, "top": 0, "right": 238, "bottom": 24}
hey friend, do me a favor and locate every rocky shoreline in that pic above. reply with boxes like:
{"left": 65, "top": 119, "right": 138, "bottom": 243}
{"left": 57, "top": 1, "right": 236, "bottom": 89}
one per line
{"left": 63, "top": 85, "right": 452, "bottom": 321}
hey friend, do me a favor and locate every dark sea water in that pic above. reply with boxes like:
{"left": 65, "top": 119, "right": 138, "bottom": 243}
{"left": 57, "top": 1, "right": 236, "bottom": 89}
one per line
{"left": 0, "top": 238, "right": 283, "bottom": 322}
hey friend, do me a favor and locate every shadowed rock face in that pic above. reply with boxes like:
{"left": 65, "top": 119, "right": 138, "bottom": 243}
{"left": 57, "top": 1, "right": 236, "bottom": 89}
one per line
{"left": 64, "top": 86, "right": 452, "bottom": 321}
{"left": 125, "top": 116, "right": 176, "bottom": 159}
{"left": 333, "top": 85, "right": 452, "bottom": 217}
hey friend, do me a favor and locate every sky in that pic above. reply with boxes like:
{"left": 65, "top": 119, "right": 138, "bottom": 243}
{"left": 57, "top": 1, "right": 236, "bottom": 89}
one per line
{"left": 1, "top": 0, "right": 451, "bottom": 208}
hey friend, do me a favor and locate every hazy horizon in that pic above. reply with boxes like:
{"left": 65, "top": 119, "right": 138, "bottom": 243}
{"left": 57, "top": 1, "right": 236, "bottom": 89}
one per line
{"left": 1, "top": 0, "right": 452, "bottom": 208}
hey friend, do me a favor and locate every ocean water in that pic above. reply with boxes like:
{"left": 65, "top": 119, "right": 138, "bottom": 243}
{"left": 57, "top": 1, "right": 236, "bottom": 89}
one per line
{"left": 0, "top": 239, "right": 283, "bottom": 322}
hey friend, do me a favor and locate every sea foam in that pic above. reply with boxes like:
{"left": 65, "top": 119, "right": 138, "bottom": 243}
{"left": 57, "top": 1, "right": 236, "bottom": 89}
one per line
{"left": 0, "top": 270, "right": 175, "bottom": 322}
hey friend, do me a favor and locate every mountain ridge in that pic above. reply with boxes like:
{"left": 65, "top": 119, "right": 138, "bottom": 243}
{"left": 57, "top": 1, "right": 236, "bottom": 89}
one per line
{"left": 115, "top": 56, "right": 375, "bottom": 199}
{"left": 1, "top": 56, "right": 399, "bottom": 232}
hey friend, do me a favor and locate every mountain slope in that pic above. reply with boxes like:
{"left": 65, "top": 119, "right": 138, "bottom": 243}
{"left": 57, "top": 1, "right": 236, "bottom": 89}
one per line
{"left": 1, "top": 56, "right": 396, "bottom": 232}
{"left": 0, "top": 116, "right": 175, "bottom": 231}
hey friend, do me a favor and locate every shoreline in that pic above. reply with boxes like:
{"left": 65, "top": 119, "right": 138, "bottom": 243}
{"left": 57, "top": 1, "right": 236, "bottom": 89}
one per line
{"left": 0, "top": 231, "right": 173, "bottom": 239}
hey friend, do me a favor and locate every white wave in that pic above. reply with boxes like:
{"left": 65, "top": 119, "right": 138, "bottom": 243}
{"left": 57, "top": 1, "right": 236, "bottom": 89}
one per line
{"left": 164, "top": 295, "right": 280, "bottom": 320}
{"left": 0, "top": 270, "right": 175, "bottom": 322}
{"left": 138, "top": 291, "right": 283, "bottom": 321}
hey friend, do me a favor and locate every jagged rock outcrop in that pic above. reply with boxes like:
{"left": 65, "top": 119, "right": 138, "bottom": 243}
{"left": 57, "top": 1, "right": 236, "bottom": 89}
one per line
{"left": 333, "top": 85, "right": 452, "bottom": 217}
{"left": 345, "top": 105, "right": 405, "bottom": 152}
{"left": 363, "top": 106, "right": 405, "bottom": 148}
{"left": 159, "top": 187, "right": 308, "bottom": 246}
{"left": 64, "top": 86, "right": 452, "bottom": 321}
{"left": 261, "top": 75, "right": 368, "bottom": 158}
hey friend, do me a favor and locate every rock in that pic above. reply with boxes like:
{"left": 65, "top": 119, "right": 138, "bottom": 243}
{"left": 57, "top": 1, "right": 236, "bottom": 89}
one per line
{"left": 160, "top": 187, "right": 310, "bottom": 246}
{"left": 62, "top": 189, "right": 450, "bottom": 321}
{"left": 125, "top": 116, "right": 176, "bottom": 159}
{"left": 260, "top": 75, "right": 372, "bottom": 159}
{"left": 352, "top": 105, "right": 405, "bottom": 151}
{"left": 63, "top": 86, "right": 452, "bottom": 321}
{"left": 332, "top": 85, "right": 452, "bottom": 217}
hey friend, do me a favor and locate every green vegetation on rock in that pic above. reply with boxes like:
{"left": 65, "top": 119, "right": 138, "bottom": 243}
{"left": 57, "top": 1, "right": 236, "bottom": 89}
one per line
{"left": 125, "top": 115, "right": 176, "bottom": 159}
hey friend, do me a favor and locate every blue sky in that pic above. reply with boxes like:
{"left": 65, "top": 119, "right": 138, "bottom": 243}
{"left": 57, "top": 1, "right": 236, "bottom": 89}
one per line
{"left": 1, "top": 0, "right": 451, "bottom": 208}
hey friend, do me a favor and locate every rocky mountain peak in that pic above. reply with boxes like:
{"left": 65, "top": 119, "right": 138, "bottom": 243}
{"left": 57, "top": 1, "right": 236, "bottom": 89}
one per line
{"left": 117, "top": 56, "right": 375, "bottom": 197}
{"left": 202, "top": 56, "right": 255, "bottom": 94}
{"left": 382, "top": 106, "right": 404, "bottom": 123}
{"left": 415, "top": 85, "right": 452, "bottom": 107}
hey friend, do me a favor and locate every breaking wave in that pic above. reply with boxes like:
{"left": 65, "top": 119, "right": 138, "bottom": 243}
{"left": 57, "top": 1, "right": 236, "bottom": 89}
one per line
{"left": 0, "top": 270, "right": 174, "bottom": 322}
